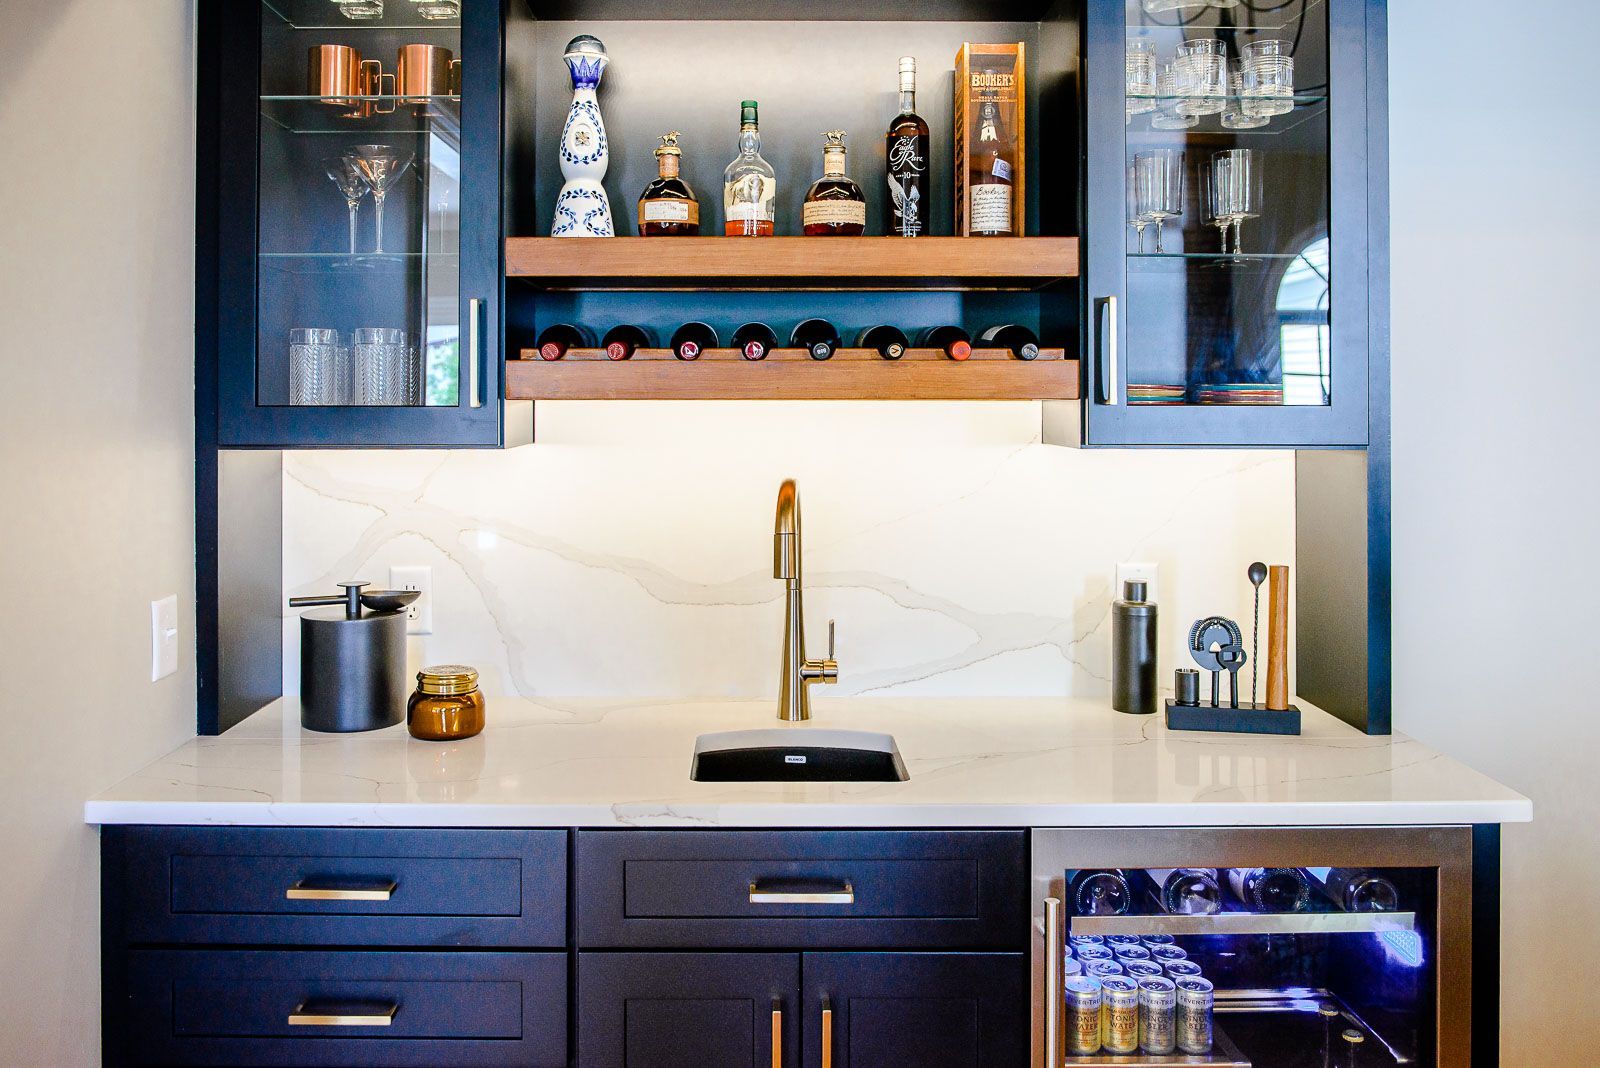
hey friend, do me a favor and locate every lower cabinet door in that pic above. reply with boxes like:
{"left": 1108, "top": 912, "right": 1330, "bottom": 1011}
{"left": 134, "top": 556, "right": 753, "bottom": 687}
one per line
{"left": 801, "top": 952, "right": 1029, "bottom": 1068}
{"left": 578, "top": 952, "right": 800, "bottom": 1068}
{"left": 121, "top": 949, "right": 566, "bottom": 1067}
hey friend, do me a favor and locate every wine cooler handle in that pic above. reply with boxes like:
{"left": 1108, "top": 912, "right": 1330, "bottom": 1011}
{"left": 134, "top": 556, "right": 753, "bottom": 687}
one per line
{"left": 467, "top": 297, "right": 483, "bottom": 409}
{"left": 771, "top": 998, "right": 783, "bottom": 1068}
{"left": 1096, "top": 296, "right": 1120, "bottom": 406}
{"left": 1044, "top": 896, "right": 1062, "bottom": 1066}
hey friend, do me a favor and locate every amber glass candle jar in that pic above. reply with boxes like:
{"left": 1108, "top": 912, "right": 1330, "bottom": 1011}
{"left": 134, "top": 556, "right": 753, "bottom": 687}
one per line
{"left": 407, "top": 665, "right": 486, "bottom": 741}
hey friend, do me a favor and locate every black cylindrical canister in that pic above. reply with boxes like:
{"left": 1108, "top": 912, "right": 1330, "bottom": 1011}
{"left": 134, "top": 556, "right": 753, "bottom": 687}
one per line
{"left": 1112, "top": 579, "right": 1158, "bottom": 715}
{"left": 300, "top": 607, "right": 408, "bottom": 732}
{"left": 1174, "top": 668, "right": 1200, "bottom": 706}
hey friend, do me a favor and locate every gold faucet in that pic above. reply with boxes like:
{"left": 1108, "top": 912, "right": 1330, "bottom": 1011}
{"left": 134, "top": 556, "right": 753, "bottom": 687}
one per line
{"left": 773, "top": 479, "right": 838, "bottom": 721}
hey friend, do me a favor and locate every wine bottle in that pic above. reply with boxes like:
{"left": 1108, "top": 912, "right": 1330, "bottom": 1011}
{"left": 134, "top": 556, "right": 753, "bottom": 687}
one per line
{"left": 790, "top": 318, "right": 841, "bottom": 361}
{"left": 978, "top": 323, "right": 1042, "bottom": 360}
{"left": 855, "top": 325, "right": 909, "bottom": 360}
{"left": 918, "top": 325, "right": 972, "bottom": 361}
{"left": 601, "top": 325, "right": 656, "bottom": 361}
{"left": 732, "top": 322, "right": 778, "bottom": 362}
{"left": 670, "top": 321, "right": 718, "bottom": 361}
{"left": 1305, "top": 868, "right": 1401, "bottom": 913}
{"left": 1226, "top": 867, "right": 1311, "bottom": 913}
{"left": 1067, "top": 869, "right": 1132, "bottom": 917}
{"left": 536, "top": 323, "right": 595, "bottom": 361}
{"left": 1140, "top": 868, "right": 1222, "bottom": 916}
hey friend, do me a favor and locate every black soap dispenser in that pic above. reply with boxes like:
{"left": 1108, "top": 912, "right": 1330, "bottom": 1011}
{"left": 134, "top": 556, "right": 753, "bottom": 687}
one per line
{"left": 1112, "top": 579, "right": 1158, "bottom": 715}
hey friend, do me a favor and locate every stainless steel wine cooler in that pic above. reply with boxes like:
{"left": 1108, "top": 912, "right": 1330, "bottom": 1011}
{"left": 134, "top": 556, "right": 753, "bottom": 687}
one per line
{"left": 1031, "top": 828, "right": 1474, "bottom": 1067}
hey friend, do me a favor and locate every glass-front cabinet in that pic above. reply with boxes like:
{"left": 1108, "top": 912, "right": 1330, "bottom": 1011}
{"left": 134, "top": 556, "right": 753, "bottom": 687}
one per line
{"left": 1079, "top": 0, "right": 1371, "bottom": 447}
{"left": 209, "top": 0, "right": 519, "bottom": 447}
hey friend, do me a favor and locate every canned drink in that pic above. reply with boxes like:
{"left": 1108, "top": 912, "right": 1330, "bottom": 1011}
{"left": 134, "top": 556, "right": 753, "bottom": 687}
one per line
{"left": 1076, "top": 944, "right": 1115, "bottom": 961}
{"left": 1100, "top": 975, "right": 1141, "bottom": 1054}
{"left": 1063, "top": 955, "right": 1083, "bottom": 977}
{"left": 1124, "top": 960, "right": 1165, "bottom": 980}
{"left": 1138, "top": 976, "right": 1178, "bottom": 1055}
{"left": 1150, "top": 944, "right": 1188, "bottom": 963}
{"left": 1114, "top": 944, "right": 1152, "bottom": 963}
{"left": 1176, "top": 977, "right": 1215, "bottom": 1055}
{"left": 1164, "top": 960, "right": 1204, "bottom": 980}
{"left": 1140, "top": 933, "right": 1176, "bottom": 948}
{"left": 1107, "top": 934, "right": 1145, "bottom": 949}
{"left": 1070, "top": 934, "right": 1106, "bottom": 948}
{"left": 1064, "top": 976, "right": 1103, "bottom": 1056}
{"left": 1084, "top": 959, "right": 1126, "bottom": 979}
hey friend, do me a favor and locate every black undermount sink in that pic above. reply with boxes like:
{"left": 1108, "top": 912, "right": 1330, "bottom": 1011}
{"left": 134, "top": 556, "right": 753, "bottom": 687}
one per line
{"left": 690, "top": 728, "right": 909, "bottom": 783}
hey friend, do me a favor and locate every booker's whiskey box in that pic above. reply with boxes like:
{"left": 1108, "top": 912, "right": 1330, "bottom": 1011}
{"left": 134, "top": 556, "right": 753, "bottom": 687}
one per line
{"left": 953, "top": 42, "right": 1026, "bottom": 236}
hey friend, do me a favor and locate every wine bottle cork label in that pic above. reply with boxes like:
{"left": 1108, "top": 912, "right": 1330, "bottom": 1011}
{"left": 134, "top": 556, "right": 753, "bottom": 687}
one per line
{"left": 641, "top": 199, "right": 697, "bottom": 223}
{"left": 969, "top": 185, "right": 1011, "bottom": 232}
{"left": 539, "top": 343, "right": 564, "bottom": 360}
{"left": 678, "top": 342, "right": 701, "bottom": 359}
{"left": 802, "top": 200, "right": 866, "bottom": 227}
{"left": 742, "top": 341, "right": 767, "bottom": 360}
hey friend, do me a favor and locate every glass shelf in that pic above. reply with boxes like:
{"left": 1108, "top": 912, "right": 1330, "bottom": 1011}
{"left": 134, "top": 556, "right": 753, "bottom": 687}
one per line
{"left": 1071, "top": 911, "right": 1419, "bottom": 937}
{"left": 1127, "top": 252, "right": 1305, "bottom": 262}
{"left": 259, "top": 251, "right": 459, "bottom": 275}
{"left": 260, "top": 95, "right": 461, "bottom": 136}
{"left": 261, "top": 0, "right": 460, "bottom": 30}
{"left": 1125, "top": 0, "right": 1327, "bottom": 34}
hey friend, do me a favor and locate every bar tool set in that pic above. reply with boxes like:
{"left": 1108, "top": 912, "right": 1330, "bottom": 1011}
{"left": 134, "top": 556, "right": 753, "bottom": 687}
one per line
{"left": 1166, "top": 562, "right": 1300, "bottom": 735}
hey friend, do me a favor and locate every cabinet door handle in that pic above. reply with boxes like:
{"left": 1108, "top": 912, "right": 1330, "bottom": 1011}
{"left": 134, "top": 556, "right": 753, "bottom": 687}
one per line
{"left": 748, "top": 881, "right": 854, "bottom": 905}
{"left": 288, "top": 1000, "right": 398, "bottom": 1027}
{"left": 771, "top": 998, "right": 783, "bottom": 1068}
{"left": 1096, "top": 295, "right": 1120, "bottom": 406}
{"left": 467, "top": 297, "right": 484, "bottom": 409}
{"left": 286, "top": 879, "right": 396, "bottom": 902}
{"left": 821, "top": 996, "right": 834, "bottom": 1068}
{"left": 1044, "top": 896, "right": 1062, "bottom": 1065}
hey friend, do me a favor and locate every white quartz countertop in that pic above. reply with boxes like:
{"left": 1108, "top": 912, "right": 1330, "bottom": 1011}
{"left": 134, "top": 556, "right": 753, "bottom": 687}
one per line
{"left": 84, "top": 696, "right": 1531, "bottom": 828}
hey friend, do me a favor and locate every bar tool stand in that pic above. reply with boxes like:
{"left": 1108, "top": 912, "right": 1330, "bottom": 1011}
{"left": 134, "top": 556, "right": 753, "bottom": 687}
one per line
{"left": 1166, "top": 607, "right": 1301, "bottom": 736}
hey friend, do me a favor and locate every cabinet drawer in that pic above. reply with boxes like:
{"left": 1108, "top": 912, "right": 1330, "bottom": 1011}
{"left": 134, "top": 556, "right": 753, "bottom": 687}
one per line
{"left": 104, "top": 826, "right": 565, "bottom": 947}
{"left": 121, "top": 949, "right": 565, "bottom": 1067}
{"left": 576, "top": 830, "right": 1026, "bottom": 949}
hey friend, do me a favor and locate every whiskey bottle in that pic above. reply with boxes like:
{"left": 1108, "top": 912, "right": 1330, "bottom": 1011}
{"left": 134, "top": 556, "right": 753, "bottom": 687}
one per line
{"left": 601, "top": 324, "right": 655, "bottom": 361}
{"left": 1305, "top": 868, "right": 1401, "bottom": 913}
{"left": 802, "top": 131, "right": 867, "bottom": 236}
{"left": 732, "top": 322, "right": 778, "bottom": 361}
{"left": 638, "top": 131, "right": 699, "bottom": 236}
{"left": 1067, "top": 869, "right": 1133, "bottom": 917}
{"left": 885, "top": 57, "right": 929, "bottom": 237}
{"left": 855, "top": 325, "right": 909, "bottom": 360}
{"left": 978, "top": 323, "right": 1041, "bottom": 360}
{"left": 670, "top": 321, "right": 719, "bottom": 361}
{"left": 789, "top": 318, "right": 841, "bottom": 360}
{"left": 1227, "top": 867, "right": 1311, "bottom": 913}
{"left": 723, "top": 101, "right": 776, "bottom": 237}
{"left": 918, "top": 325, "right": 973, "bottom": 361}
{"left": 536, "top": 323, "right": 594, "bottom": 361}
{"left": 969, "top": 101, "right": 1014, "bottom": 236}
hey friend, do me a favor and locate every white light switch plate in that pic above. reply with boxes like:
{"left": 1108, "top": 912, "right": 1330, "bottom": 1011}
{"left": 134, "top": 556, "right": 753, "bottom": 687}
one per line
{"left": 390, "top": 565, "right": 433, "bottom": 635}
{"left": 150, "top": 595, "right": 178, "bottom": 681}
{"left": 1115, "top": 562, "right": 1159, "bottom": 605}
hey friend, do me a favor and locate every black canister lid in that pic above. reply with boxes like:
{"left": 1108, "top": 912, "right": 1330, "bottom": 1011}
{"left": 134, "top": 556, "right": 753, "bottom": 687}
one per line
{"left": 1123, "top": 579, "right": 1148, "bottom": 603}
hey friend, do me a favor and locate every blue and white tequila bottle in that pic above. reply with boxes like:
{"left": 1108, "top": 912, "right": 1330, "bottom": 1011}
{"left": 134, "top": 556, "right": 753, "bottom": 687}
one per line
{"left": 551, "top": 35, "right": 614, "bottom": 237}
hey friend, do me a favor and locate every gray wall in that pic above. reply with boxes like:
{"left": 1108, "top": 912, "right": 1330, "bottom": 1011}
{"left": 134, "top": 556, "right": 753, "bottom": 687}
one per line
{"left": 0, "top": 2, "right": 197, "bottom": 1062}
{"left": 1389, "top": 1, "right": 1600, "bottom": 1059}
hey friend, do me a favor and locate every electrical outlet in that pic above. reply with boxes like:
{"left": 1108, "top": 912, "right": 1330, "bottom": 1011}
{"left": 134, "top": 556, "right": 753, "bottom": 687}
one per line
{"left": 1115, "top": 562, "right": 1159, "bottom": 605}
{"left": 150, "top": 595, "right": 178, "bottom": 682}
{"left": 390, "top": 565, "right": 433, "bottom": 635}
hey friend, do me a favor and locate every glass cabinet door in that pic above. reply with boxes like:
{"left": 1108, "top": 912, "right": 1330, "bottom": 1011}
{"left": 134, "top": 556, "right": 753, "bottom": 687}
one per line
{"left": 213, "top": 0, "right": 507, "bottom": 447}
{"left": 1082, "top": 0, "right": 1370, "bottom": 447}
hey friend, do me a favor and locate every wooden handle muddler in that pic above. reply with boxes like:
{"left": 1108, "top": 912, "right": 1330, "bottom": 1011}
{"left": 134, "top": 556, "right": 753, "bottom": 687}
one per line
{"left": 1265, "top": 565, "right": 1290, "bottom": 711}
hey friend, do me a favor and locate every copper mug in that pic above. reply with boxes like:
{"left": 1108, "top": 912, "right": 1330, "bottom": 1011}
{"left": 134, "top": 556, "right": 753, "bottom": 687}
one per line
{"left": 307, "top": 45, "right": 395, "bottom": 114}
{"left": 396, "top": 44, "right": 461, "bottom": 102}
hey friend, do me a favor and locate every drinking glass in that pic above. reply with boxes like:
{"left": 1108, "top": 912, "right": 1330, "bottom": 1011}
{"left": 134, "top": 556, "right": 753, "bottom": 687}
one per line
{"left": 324, "top": 156, "right": 371, "bottom": 260}
{"left": 1134, "top": 149, "right": 1185, "bottom": 254}
{"left": 289, "top": 328, "right": 346, "bottom": 405}
{"left": 351, "top": 328, "right": 411, "bottom": 405}
{"left": 1199, "top": 159, "right": 1234, "bottom": 253}
{"left": 1128, "top": 162, "right": 1151, "bottom": 253}
{"left": 1222, "top": 64, "right": 1269, "bottom": 130}
{"left": 350, "top": 145, "right": 415, "bottom": 255}
{"left": 1176, "top": 39, "right": 1227, "bottom": 117}
{"left": 1127, "top": 39, "right": 1158, "bottom": 121}
{"left": 1150, "top": 65, "right": 1198, "bottom": 131}
{"left": 1242, "top": 39, "right": 1295, "bottom": 118}
{"left": 336, "top": 0, "right": 385, "bottom": 18}
{"left": 1214, "top": 149, "right": 1263, "bottom": 254}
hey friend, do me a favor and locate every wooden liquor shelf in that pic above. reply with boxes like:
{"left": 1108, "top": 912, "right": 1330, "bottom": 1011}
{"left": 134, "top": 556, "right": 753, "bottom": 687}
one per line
{"left": 504, "top": 236, "right": 1080, "bottom": 290}
{"left": 504, "top": 346, "right": 1080, "bottom": 401}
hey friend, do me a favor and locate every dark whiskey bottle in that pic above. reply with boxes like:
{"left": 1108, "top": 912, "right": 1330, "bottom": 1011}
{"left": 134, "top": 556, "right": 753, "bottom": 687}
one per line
{"left": 536, "top": 323, "right": 594, "bottom": 361}
{"left": 790, "top": 318, "right": 841, "bottom": 360}
{"left": 802, "top": 131, "right": 867, "bottom": 237}
{"left": 968, "top": 101, "right": 1014, "bottom": 236}
{"left": 732, "top": 322, "right": 778, "bottom": 361}
{"left": 918, "top": 325, "right": 972, "bottom": 361}
{"left": 637, "top": 131, "right": 700, "bottom": 236}
{"left": 885, "top": 57, "right": 930, "bottom": 237}
{"left": 855, "top": 325, "right": 909, "bottom": 360}
{"left": 601, "top": 324, "right": 656, "bottom": 361}
{"left": 670, "top": 321, "right": 718, "bottom": 361}
{"left": 978, "top": 323, "right": 1041, "bottom": 360}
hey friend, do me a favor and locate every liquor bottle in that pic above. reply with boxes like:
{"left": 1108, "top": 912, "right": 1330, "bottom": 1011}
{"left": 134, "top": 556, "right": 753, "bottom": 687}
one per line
{"left": 802, "top": 131, "right": 867, "bottom": 236}
{"left": 918, "top": 325, "right": 972, "bottom": 361}
{"left": 637, "top": 131, "right": 699, "bottom": 236}
{"left": 1137, "top": 868, "right": 1222, "bottom": 916}
{"left": 670, "top": 321, "right": 718, "bottom": 361}
{"left": 601, "top": 324, "right": 656, "bottom": 361}
{"left": 978, "top": 323, "right": 1041, "bottom": 360}
{"left": 885, "top": 56, "right": 930, "bottom": 237}
{"left": 1226, "top": 867, "right": 1311, "bottom": 913}
{"left": 732, "top": 322, "right": 778, "bottom": 361}
{"left": 1305, "top": 868, "right": 1401, "bottom": 913}
{"left": 968, "top": 100, "right": 1014, "bottom": 236}
{"left": 1068, "top": 869, "right": 1133, "bottom": 917}
{"left": 536, "top": 323, "right": 594, "bottom": 361}
{"left": 723, "top": 100, "right": 776, "bottom": 237}
{"left": 855, "top": 325, "right": 909, "bottom": 360}
{"left": 790, "top": 318, "right": 841, "bottom": 361}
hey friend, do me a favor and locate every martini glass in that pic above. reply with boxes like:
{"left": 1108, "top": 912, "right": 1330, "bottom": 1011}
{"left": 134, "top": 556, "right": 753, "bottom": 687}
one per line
{"left": 324, "top": 155, "right": 371, "bottom": 262}
{"left": 350, "top": 145, "right": 415, "bottom": 255}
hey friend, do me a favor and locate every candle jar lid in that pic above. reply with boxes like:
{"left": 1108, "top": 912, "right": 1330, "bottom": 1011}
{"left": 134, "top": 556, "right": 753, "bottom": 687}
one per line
{"left": 417, "top": 664, "right": 479, "bottom": 695}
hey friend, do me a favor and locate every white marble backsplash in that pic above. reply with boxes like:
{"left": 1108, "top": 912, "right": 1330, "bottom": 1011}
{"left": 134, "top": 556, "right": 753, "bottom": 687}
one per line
{"left": 282, "top": 402, "right": 1294, "bottom": 699}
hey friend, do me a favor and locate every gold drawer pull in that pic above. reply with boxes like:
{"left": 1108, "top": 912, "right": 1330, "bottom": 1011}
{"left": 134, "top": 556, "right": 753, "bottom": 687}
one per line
{"left": 286, "top": 879, "right": 396, "bottom": 902}
{"left": 748, "top": 881, "right": 854, "bottom": 905}
{"left": 288, "top": 1001, "right": 398, "bottom": 1027}
{"left": 821, "top": 996, "right": 834, "bottom": 1068}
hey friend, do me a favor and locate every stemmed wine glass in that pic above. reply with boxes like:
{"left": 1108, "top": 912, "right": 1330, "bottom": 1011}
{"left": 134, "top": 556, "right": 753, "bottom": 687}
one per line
{"left": 324, "top": 155, "right": 371, "bottom": 261}
{"left": 350, "top": 144, "right": 415, "bottom": 255}
{"left": 1133, "top": 149, "right": 1185, "bottom": 254}
{"left": 1212, "top": 149, "right": 1263, "bottom": 255}
{"left": 1128, "top": 163, "right": 1151, "bottom": 253}
{"left": 1200, "top": 158, "right": 1233, "bottom": 253}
